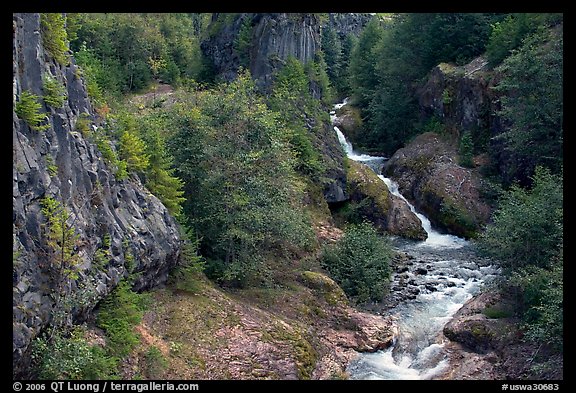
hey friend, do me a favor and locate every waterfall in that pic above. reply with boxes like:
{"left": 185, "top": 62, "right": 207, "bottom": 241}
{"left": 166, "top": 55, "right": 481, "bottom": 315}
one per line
{"left": 331, "top": 98, "right": 497, "bottom": 380}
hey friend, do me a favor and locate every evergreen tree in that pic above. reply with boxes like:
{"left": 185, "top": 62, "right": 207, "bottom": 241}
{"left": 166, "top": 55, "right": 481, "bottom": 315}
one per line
{"left": 321, "top": 25, "right": 341, "bottom": 85}
{"left": 492, "top": 26, "right": 563, "bottom": 185}
{"left": 118, "top": 129, "right": 149, "bottom": 174}
{"left": 349, "top": 17, "right": 383, "bottom": 109}
{"left": 337, "top": 33, "right": 357, "bottom": 95}
{"left": 169, "top": 73, "right": 314, "bottom": 286}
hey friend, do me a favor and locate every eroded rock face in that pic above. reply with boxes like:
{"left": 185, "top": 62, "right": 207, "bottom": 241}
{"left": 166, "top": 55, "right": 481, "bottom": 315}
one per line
{"left": 439, "top": 291, "right": 563, "bottom": 380}
{"left": 347, "top": 160, "right": 426, "bottom": 240}
{"left": 382, "top": 132, "right": 492, "bottom": 238}
{"left": 326, "top": 13, "right": 372, "bottom": 39}
{"left": 202, "top": 13, "right": 321, "bottom": 91}
{"left": 13, "top": 13, "right": 181, "bottom": 377}
{"left": 417, "top": 57, "right": 498, "bottom": 135}
{"left": 202, "top": 13, "right": 371, "bottom": 92}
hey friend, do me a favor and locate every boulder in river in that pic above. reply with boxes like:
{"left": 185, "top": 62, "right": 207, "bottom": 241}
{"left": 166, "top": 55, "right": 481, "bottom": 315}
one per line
{"left": 345, "top": 159, "right": 427, "bottom": 240}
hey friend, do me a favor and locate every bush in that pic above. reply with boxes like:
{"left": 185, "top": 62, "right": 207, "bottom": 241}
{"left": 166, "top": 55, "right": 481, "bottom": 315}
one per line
{"left": 15, "top": 91, "right": 50, "bottom": 131}
{"left": 478, "top": 166, "right": 563, "bottom": 350}
{"left": 40, "top": 13, "right": 69, "bottom": 65}
{"left": 42, "top": 75, "right": 67, "bottom": 108}
{"left": 96, "top": 280, "right": 148, "bottom": 358}
{"left": 321, "top": 222, "right": 393, "bottom": 303}
{"left": 93, "top": 133, "right": 128, "bottom": 180}
{"left": 459, "top": 131, "right": 474, "bottom": 167}
{"left": 143, "top": 346, "right": 168, "bottom": 379}
{"left": 31, "top": 327, "right": 118, "bottom": 380}
{"left": 510, "top": 261, "right": 563, "bottom": 349}
{"left": 118, "top": 129, "right": 150, "bottom": 174}
{"left": 477, "top": 166, "right": 562, "bottom": 271}
{"left": 486, "top": 13, "right": 562, "bottom": 67}
{"left": 170, "top": 227, "right": 205, "bottom": 293}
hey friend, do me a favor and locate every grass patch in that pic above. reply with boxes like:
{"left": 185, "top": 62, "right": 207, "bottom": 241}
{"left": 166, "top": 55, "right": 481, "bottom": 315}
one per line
{"left": 483, "top": 305, "right": 513, "bottom": 319}
{"left": 143, "top": 346, "right": 168, "bottom": 379}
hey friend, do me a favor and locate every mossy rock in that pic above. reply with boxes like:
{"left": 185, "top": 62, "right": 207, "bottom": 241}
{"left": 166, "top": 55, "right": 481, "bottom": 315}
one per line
{"left": 265, "top": 322, "right": 318, "bottom": 380}
{"left": 346, "top": 159, "right": 392, "bottom": 214}
{"left": 334, "top": 105, "right": 363, "bottom": 143}
{"left": 300, "top": 271, "right": 347, "bottom": 306}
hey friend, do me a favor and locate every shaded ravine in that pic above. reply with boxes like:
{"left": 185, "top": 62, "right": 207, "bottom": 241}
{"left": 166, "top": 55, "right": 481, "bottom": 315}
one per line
{"left": 330, "top": 99, "right": 497, "bottom": 380}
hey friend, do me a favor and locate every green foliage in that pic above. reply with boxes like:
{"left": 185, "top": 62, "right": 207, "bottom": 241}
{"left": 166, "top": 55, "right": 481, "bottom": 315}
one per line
{"left": 118, "top": 128, "right": 150, "bottom": 174}
{"left": 67, "top": 13, "right": 209, "bottom": 95}
{"left": 144, "top": 346, "right": 168, "bottom": 379}
{"left": 170, "top": 227, "right": 205, "bottom": 293}
{"left": 492, "top": 26, "right": 563, "bottom": 185}
{"left": 40, "top": 13, "right": 69, "bottom": 65}
{"left": 234, "top": 16, "right": 253, "bottom": 68}
{"left": 122, "top": 239, "right": 137, "bottom": 278}
{"left": 93, "top": 132, "right": 128, "bottom": 180}
{"left": 510, "top": 260, "right": 563, "bottom": 349}
{"left": 15, "top": 91, "right": 50, "bottom": 131}
{"left": 96, "top": 280, "right": 147, "bottom": 358}
{"left": 442, "top": 88, "right": 453, "bottom": 105}
{"left": 478, "top": 167, "right": 562, "bottom": 270}
{"left": 42, "top": 74, "right": 67, "bottom": 108}
{"left": 31, "top": 327, "right": 118, "bottom": 380}
{"left": 269, "top": 57, "right": 324, "bottom": 177}
{"left": 93, "top": 233, "right": 112, "bottom": 270}
{"left": 40, "top": 196, "right": 81, "bottom": 282}
{"left": 75, "top": 112, "right": 92, "bottom": 137}
{"left": 45, "top": 154, "right": 58, "bottom": 177}
{"left": 305, "top": 52, "right": 334, "bottom": 104}
{"left": 137, "top": 113, "right": 186, "bottom": 217}
{"left": 74, "top": 42, "right": 120, "bottom": 102}
{"left": 321, "top": 222, "right": 393, "bottom": 303}
{"left": 478, "top": 166, "right": 562, "bottom": 349}
{"left": 459, "top": 131, "right": 474, "bottom": 167}
{"left": 482, "top": 305, "right": 512, "bottom": 319}
{"left": 335, "top": 33, "right": 357, "bottom": 95}
{"left": 168, "top": 72, "right": 314, "bottom": 287}
{"left": 486, "top": 13, "right": 563, "bottom": 67}
{"left": 321, "top": 25, "right": 341, "bottom": 88}
{"left": 349, "top": 13, "right": 497, "bottom": 155}
{"left": 349, "top": 18, "right": 384, "bottom": 110}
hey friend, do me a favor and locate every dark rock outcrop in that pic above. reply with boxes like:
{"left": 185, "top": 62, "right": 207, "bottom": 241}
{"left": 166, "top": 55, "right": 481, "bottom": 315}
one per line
{"left": 382, "top": 132, "right": 492, "bottom": 238}
{"left": 347, "top": 160, "right": 426, "bottom": 240}
{"left": 202, "top": 13, "right": 321, "bottom": 91}
{"left": 326, "top": 13, "right": 372, "bottom": 39}
{"left": 439, "top": 291, "right": 563, "bottom": 380}
{"left": 416, "top": 57, "right": 522, "bottom": 187}
{"left": 202, "top": 13, "right": 371, "bottom": 92}
{"left": 13, "top": 13, "right": 181, "bottom": 377}
{"left": 417, "top": 57, "right": 499, "bottom": 136}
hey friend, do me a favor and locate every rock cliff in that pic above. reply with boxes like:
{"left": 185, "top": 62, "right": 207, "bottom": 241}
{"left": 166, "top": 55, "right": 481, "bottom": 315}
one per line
{"left": 13, "top": 13, "right": 181, "bottom": 377}
{"left": 202, "top": 13, "right": 371, "bottom": 91}
{"left": 382, "top": 132, "right": 492, "bottom": 238}
{"left": 417, "top": 57, "right": 499, "bottom": 136}
{"left": 326, "top": 13, "right": 372, "bottom": 39}
{"left": 202, "top": 13, "right": 321, "bottom": 90}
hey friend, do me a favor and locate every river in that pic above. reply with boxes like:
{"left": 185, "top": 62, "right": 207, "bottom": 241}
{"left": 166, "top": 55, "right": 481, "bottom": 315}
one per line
{"left": 330, "top": 99, "right": 498, "bottom": 380}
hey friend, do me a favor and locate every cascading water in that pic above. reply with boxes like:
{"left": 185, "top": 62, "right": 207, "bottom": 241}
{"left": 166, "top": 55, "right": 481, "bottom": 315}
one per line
{"left": 331, "top": 99, "right": 497, "bottom": 380}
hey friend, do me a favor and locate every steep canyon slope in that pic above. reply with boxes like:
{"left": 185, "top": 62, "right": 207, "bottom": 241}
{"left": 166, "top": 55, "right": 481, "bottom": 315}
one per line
{"left": 13, "top": 13, "right": 181, "bottom": 377}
